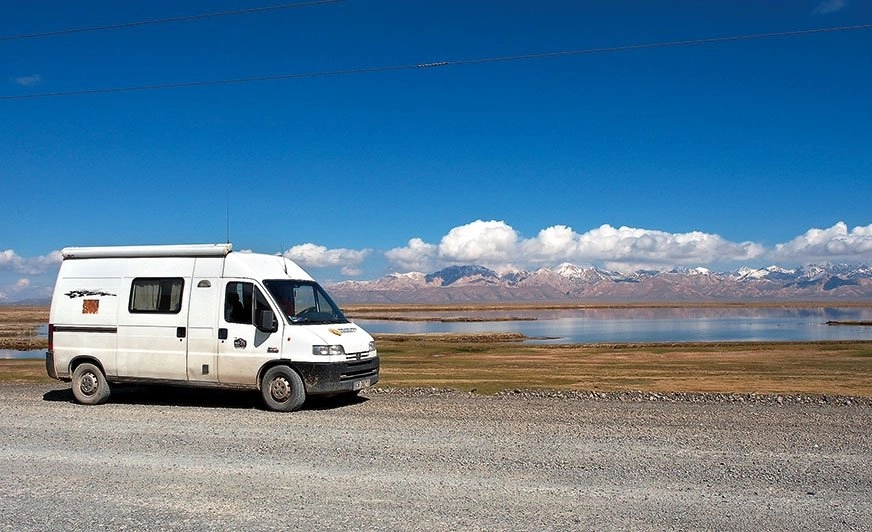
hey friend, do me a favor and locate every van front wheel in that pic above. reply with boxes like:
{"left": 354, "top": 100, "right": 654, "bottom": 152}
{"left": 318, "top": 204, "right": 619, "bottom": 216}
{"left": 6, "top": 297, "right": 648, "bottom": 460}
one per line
{"left": 71, "top": 363, "right": 110, "bottom": 405}
{"left": 261, "top": 366, "right": 306, "bottom": 412}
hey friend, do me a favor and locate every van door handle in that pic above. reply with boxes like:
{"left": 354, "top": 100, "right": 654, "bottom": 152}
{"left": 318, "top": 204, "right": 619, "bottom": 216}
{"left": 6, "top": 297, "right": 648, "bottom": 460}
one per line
{"left": 177, "top": 327, "right": 186, "bottom": 338}
{"left": 218, "top": 328, "right": 228, "bottom": 340}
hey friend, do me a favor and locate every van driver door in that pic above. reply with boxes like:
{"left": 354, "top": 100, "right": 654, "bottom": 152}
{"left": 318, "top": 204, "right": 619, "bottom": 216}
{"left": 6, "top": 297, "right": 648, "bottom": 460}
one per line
{"left": 217, "top": 281, "right": 281, "bottom": 386}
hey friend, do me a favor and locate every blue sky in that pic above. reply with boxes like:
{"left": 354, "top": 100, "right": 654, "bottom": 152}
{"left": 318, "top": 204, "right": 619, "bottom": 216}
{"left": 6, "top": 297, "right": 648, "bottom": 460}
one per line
{"left": 2, "top": 0, "right": 871, "bottom": 301}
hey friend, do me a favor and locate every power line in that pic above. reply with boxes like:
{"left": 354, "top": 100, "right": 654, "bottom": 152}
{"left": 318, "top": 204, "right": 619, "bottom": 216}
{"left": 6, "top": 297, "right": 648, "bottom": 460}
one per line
{"left": 2, "top": 23, "right": 870, "bottom": 101}
{"left": 0, "top": 0, "right": 343, "bottom": 42}
{"left": 439, "top": 23, "right": 872, "bottom": 67}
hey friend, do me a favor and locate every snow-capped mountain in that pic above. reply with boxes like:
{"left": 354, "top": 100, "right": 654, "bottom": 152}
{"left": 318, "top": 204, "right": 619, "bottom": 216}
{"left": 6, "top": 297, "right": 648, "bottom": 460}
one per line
{"left": 327, "top": 263, "right": 872, "bottom": 303}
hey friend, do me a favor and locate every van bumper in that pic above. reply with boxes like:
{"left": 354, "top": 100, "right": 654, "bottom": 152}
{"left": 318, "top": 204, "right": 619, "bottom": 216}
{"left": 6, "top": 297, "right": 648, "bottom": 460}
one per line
{"left": 45, "top": 351, "right": 58, "bottom": 380}
{"left": 295, "top": 357, "right": 380, "bottom": 395}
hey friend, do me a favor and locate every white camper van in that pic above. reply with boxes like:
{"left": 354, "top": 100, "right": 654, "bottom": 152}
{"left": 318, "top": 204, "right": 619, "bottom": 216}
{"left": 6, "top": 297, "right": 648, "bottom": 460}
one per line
{"left": 46, "top": 243, "right": 379, "bottom": 412}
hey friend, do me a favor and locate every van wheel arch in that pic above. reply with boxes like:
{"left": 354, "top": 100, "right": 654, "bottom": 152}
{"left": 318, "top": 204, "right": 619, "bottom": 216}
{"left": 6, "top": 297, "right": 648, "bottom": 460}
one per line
{"left": 70, "top": 356, "right": 106, "bottom": 376}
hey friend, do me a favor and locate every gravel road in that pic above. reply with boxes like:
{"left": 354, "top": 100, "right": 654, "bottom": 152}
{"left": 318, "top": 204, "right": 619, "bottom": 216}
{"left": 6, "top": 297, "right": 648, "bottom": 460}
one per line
{"left": 1, "top": 383, "right": 870, "bottom": 531}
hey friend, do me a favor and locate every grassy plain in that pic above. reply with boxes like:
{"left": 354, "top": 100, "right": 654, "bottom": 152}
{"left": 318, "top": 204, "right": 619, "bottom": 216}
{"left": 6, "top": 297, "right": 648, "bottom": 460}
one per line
{"left": 3, "top": 304, "right": 871, "bottom": 396}
{"left": 374, "top": 334, "right": 872, "bottom": 396}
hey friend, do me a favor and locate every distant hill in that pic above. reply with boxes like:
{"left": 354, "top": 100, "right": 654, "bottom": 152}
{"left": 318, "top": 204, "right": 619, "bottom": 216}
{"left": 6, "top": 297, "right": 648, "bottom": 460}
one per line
{"left": 328, "top": 263, "right": 872, "bottom": 303}
{"left": 0, "top": 298, "right": 52, "bottom": 307}
{"left": 7, "top": 264, "right": 871, "bottom": 306}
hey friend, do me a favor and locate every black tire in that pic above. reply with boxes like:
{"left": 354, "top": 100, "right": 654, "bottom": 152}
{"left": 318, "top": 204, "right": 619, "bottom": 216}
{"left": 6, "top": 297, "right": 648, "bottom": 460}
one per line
{"left": 71, "top": 362, "right": 111, "bottom": 405}
{"left": 261, "top": 366, "right": 306, "bottom": 412}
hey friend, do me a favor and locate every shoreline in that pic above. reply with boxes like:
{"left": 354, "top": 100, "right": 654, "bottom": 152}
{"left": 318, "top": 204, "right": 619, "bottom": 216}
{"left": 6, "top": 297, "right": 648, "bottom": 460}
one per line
{"left": 342, "top": 300, "right": 872, "bottom": 313}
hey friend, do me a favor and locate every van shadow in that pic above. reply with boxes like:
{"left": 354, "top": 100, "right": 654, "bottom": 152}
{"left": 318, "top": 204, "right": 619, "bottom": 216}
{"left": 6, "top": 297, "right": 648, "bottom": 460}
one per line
{"left": 42, "top": 385, "right": 368, "bottom": 412}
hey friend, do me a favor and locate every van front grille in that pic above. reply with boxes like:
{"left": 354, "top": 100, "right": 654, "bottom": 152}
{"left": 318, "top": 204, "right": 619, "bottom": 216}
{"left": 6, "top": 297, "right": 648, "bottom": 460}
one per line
{"left": 345, "top": 350, "right": 374, "bottom": 361}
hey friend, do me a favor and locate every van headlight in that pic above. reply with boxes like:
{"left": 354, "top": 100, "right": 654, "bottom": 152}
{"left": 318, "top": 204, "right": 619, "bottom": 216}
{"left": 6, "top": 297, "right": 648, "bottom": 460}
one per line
{"left": 368, "top": 341, "right": 376, "bottom": 353}
{"left": 312, "top": 345, "right": 345, "bottom": 356}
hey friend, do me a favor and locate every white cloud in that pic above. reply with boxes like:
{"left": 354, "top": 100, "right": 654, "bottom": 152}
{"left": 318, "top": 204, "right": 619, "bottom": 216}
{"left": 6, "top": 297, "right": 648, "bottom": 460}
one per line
{"left": 0, "top": 249, "right": 62, "bottom": 275}
{"left": 520, "top": 225, "right": 580, "bottom": 262}
{"left": 385, "top": 237, "right": 437, "bottom": 272}
{"left": 386, "top": 221, "right": 767, "bottom": 273}
{"left": 34, "top": 250, "right": 63, "bottom": 271}
{"left": 284, "top": 243, "right": 370, "bottom": 269}
{"left": 813, "top": 0, "right": 847, "bottom": 14}
{"left": 570, "top": 225, "right": 765, "bottom": 265}
{"left": 438, "top": 220, "right": 519, "bottom": 264}
{"left": 340, "top": 265, "right": 363, "bottom": 276}
{"left": 1, "top": 278, "right": 54, "bottom": 301}
{"left": 0, "top": 250, "right": 19, "bottom": 270}
{"left": 13, "top": 74, "right": 42, "bottom": 87}
{"left": 772, "top": 222, "right": 872, "bottom": 260}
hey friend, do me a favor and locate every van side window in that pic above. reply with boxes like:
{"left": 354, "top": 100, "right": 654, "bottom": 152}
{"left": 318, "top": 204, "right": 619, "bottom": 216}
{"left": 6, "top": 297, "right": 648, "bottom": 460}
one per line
{"left": 129, "top": 278, "right": 184, "bottom": 313}
{"left": 254, "top": 286, "right": 273, "bottom": 323}
{"left": 225, "top": 282, "right": 252, "bottom": 324}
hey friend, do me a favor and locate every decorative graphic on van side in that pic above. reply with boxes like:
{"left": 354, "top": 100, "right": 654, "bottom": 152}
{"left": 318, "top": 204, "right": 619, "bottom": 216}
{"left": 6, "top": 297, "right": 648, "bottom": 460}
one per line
{"left": 65, "top": 289, "right": 117, "bottom": 298}
{"left": 234, "top": 338, "right": 247, "bottom": 349}
{"left": 82, "top": 300, "right": 100, "bottom": 314}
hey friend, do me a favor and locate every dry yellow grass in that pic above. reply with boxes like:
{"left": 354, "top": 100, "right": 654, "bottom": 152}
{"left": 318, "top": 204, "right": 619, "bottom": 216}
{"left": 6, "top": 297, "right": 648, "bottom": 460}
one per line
{"left": 0, "top": 306, "right": 48, "bottom": 324}
{"left": 0, "top": 306, "right": 48, "bottom": 350}
{"left": 375, "top": 335, "right": 872, "bottom": 396}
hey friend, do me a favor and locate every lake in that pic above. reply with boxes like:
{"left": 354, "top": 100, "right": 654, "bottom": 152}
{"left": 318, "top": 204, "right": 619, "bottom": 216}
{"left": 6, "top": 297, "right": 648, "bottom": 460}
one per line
{"left": 4, "top": 306, "right": 871, "bottom": 359}
{"left": 353, "top": 306, "right": 872, "bottom": 344}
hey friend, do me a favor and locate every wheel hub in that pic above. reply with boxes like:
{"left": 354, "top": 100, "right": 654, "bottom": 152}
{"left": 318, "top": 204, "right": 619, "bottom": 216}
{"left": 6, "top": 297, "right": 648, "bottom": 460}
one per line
{"left": 79, "top": 372, "right": 98, "bottom": 396}
{"left": 270, "top": 377, "right": 290, "bottom": 402}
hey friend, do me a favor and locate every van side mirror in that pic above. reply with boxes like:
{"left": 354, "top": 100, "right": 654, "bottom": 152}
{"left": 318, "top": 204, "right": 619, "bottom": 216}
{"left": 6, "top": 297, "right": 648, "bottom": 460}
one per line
{"left": 256, "top": 309, "right": 278, "bottom": 333}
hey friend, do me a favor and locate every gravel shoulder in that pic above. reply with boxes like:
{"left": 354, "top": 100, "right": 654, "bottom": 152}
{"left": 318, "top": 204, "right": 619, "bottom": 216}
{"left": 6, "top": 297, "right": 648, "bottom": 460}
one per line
{"left": 1, "top": 383, "right": 870, "bottom": 531}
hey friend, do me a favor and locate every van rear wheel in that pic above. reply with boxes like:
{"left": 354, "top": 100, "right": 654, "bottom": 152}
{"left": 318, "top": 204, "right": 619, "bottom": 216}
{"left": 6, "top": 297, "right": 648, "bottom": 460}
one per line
{"left": 261, "top": 366, "right": 306, "bottom": 412}
{"left": 71, "top": 362, "right": 111, "bottom": 405}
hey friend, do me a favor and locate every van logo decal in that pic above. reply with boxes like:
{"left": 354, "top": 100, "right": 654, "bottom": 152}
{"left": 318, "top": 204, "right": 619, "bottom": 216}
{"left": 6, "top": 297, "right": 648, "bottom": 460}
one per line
{"left": 82, "top": 300, "right": 99, "bottom": 314}
{"left": 233, "top": 338, "right": 247, "bottom": 349}
{"left": 65, "top": 289, "right": 116, "bottom": 298}
{"left": 329, "top": 327, "right": 357, "bottom": 336}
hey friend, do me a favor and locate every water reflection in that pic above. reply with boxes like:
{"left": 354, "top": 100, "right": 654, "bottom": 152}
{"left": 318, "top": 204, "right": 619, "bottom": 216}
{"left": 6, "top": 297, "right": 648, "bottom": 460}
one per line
{"left": 1, "top": 350, "right": 43, "bottom": 359}
{"left": 8, "top": 310, "right": 872, "bottom": 352}
{"left": 354, "top": 306, "right": 872, "bottom": 344}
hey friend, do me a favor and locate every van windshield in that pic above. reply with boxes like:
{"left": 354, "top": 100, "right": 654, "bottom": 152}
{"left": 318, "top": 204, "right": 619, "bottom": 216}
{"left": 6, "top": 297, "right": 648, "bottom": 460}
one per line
{"left": 263, "top": 280, "right": 349, "bottom": 325}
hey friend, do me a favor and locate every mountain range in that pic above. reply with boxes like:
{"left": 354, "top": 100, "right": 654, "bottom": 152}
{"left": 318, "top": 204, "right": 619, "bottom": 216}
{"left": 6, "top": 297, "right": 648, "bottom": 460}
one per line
{"left": 327, "top": 263, "right": 872, "bottom": 303}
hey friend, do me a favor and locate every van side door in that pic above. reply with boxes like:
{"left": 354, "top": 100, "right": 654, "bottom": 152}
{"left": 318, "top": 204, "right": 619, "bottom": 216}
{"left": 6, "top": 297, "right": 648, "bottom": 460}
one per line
{"left": 183, "top": 256, "right": 223, "bottom": 383}
{"left": 186, "top": 277, "right": 220, "bottom": 383}
{"left": 116, "top": 275, "right": 189, "bottom": 380}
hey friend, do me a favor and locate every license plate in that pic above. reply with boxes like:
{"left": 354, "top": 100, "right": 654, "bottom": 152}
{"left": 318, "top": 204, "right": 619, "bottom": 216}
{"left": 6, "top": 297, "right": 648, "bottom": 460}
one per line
{"left": 352, "top": 378, "right": 371, "bottom": 391}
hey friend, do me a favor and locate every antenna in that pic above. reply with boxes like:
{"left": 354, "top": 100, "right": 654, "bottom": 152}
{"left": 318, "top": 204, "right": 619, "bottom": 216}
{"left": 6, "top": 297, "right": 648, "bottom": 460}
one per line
{"left": 225, "top": 189, "right": 230, "bottom": 243}
{"left": 280, "top": 244, "right": 289, "bottom": 275}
